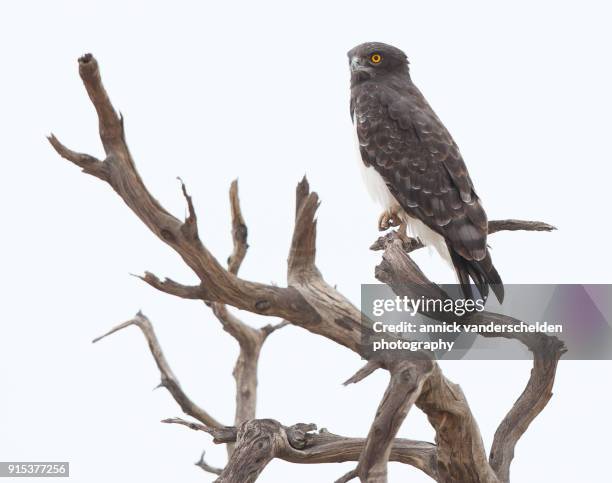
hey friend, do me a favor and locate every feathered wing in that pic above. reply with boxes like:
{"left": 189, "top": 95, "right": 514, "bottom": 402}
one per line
{"left": 352, "top": 81, "right": 504, "bottom": 302}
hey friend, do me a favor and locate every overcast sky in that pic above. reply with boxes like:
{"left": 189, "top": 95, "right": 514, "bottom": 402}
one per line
{"left": 1, "top": 1, "right": 610, "bottom": 481}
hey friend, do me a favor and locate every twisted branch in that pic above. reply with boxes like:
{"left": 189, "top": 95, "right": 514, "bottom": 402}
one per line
{"left": 167, "top": 417, "right": 438, "bottom": 480}
{"left": 93, "top": 312, "right": 222, "bottom": 428}
{"left": 376, "top": 234, "right": 564, "bottom": 483}
{"left": 351, "top": 359, "right": 434, "bottom": 482}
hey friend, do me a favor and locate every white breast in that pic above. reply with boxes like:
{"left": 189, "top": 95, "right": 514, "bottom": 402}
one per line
{"left": 353, "top": 124, "right": 452, "bottom": 265}
{"left": 353, "top": 127, "right": 398, "bottom": 210}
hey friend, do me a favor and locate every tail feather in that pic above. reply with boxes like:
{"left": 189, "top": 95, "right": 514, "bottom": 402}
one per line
{"left": 448, "top": 246, "right": 504, "bottom": 303}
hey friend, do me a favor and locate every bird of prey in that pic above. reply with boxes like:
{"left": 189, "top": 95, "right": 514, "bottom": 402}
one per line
{"left": 348, "top": 41, "right": 503, "bottom": 303}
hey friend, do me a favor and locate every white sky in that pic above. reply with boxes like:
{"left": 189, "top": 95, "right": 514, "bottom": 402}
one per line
{"left": 1, "top": 1, "right": 610, "bottom": 481}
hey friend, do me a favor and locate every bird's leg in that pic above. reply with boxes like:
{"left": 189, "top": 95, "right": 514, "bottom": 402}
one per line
{"left": 378, "top": 205, "right": 402, "bottom": 231}
{"left": 398, "top": 220, "right": 407, "bottom": 237}
{"left": 396, "top": 219, "right": 415, "bottom": 247}
{"left": 378, "top": 206, "right": 416, "bottom": 248}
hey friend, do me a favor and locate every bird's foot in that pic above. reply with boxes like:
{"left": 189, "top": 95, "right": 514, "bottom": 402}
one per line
{"left": 396, "top": 222, "right": 413, "bottom": 245}
{"left": 394, "top": 223, "right": 421, "bottom": 250}
{"left": 378, "top": 208, "right": 402, "bottom": 231}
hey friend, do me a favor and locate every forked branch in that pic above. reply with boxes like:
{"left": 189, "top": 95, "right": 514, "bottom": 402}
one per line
{"left": 377, "top": 236, "right": 565, "bottom": 483}
{"left": 349, "top": 359, "right": 434, "bottom": 483}
{"left": 167, "top": 417, "right": 438, "bottom": 481}
{"left": 93, "top": 312, "right": 222, "bottom": 428}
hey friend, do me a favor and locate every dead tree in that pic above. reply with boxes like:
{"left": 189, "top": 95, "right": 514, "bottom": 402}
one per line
{"left": 49, "top": 54, "right": 564, "bottom": 483}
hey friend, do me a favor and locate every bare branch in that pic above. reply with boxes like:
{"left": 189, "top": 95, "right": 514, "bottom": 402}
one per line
{"left": 261, "top": 320, "right": 290, "bottom": 338}
{"left": 280, "top": 429, "right": 437, "bottom": 479}
{"left": 135, "top": 271, "right": 203, "bottom": 299}
{"left": 285, "top": 422, "right": 318, "bottom": 449}
{"left": 211, "top": 303, "right": 261, "bottom": 347}
{"left": 48, "top": 56, "right": 265, "bottom": 309}
{"left": 416, "top": 366, "right": 499, "bottom": 483}
{"left": 202, "top": 419, "right": 438, "bottom": 482}
{"left": 376, "top": 226, "right": 563, "bottom": 483}
{"left": 342, "top": 361, "right": 382, "bottom": 386}
{"left": 488, "top": 333, "right": 566, "bottom": 482}
{"left": 370, "top": 231, "right": 423, "bottom": 253}
{"left": 287, "top": 177, "right": 322, "bottom": 283}
{"left": 353, "top": 359, "right": 434, "bottom": 483}
{"left": 48, "top": 134, "right": 108, "bottom": 180}
{"left": 370, "top": 218, "right": 556, "bottom": 252}
{"left": 335, "top": 469, "right": 358, "bottom": 483}
{"left": 214, "top": 419, "right": 282, "bottom": 483}
{"left": 161, "top": 417, "right": 237, "bottom": 444}
{"left": 77, "top": 53, "right": 125, "bottom": 153}
{"left": 195, "top": 450, "right": 223, "bottom": 476}
{"left": 177, "top": 177, "right": 199, "bottom": 241}
{"left": 227, "top": 331, "right": 262, "bottom": 431}
{"left": 51, "top": 57, "right": 367, "bottom": 356}
{"left": 210, "top": 182, "right": 265, "bottom": 437}
{"left": 161, "top": 417, "right": 211, "bottom": 433}
{"left": 227, "top": 180, "right": 248, "bottom": 275}
{"left": 93, "top": 312, "right": 222, "bottom": 428}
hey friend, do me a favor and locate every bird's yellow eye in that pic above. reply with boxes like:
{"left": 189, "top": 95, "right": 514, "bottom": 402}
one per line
{"left": 370, "top": 53, "right": 382, "bottom": 64}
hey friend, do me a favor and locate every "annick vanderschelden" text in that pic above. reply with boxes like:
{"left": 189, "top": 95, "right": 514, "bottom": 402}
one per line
{"left": 372, "top": 321, "right": 563, "bottom": 335}
{"left": 369, "top": 295, "right": 563, "bottom": 353}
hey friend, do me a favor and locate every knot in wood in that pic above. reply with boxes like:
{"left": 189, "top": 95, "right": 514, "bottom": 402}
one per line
{"left": 255, "top": 300, "right": 271, "bottom": 311}
{"left": 160, "top": 228, "right": 175, "bottom": 242}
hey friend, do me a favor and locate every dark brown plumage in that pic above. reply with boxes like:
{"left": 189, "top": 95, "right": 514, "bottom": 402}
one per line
{"left": 349, "top": 41, "right": 503, "bottom": 302}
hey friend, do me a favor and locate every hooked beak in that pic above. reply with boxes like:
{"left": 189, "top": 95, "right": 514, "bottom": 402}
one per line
{"left": 350, "top": 57, "right": 368, "bottom": 73}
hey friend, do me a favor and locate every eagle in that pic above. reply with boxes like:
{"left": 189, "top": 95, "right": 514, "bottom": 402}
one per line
{"left": 348, "top": 42, "right": 504, "bottom": 303}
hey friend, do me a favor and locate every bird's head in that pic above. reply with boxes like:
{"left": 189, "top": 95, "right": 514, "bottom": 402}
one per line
{"left": 347, "top": 42, "right": 409, "bottom": 84}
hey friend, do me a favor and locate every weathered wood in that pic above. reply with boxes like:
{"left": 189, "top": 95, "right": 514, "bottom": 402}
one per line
{"left": 370, "top": 220, "right": 556, "bottom": 253}
{"left": 51, "top": 53, "right": 561, "bottom": 483}
{"left": 195, "top": 450, "right": 223, "bottom": 476}
{"left": 166, "top": 417, "right": 439, "bottom": 480}
{"left": 92, "top": 313, "right": 223, "bottom": 429}
{"left": 487, "top": 331, "right": 566, "bottom": 482}
{"left": 214, "top": 419, "right": 282, "bottom": 483}
{"left": 354, "top": 359, "right": 434, "bottom": 483}
{"left": 377, "top": 239, "right": 565, "bottom": 483}
{"left": 417, "top": 366, "right": 499, "bottom": 483}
